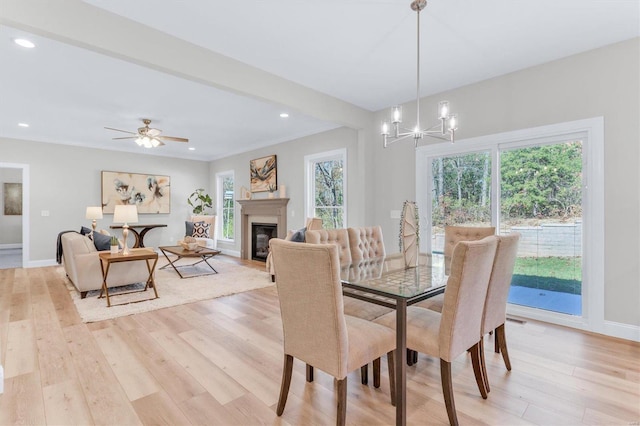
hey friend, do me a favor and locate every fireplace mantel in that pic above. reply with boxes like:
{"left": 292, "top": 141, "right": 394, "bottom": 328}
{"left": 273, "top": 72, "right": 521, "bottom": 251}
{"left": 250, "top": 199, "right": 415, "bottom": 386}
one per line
{"left": 237, "top": 198, "right": 289, "bottom": 259}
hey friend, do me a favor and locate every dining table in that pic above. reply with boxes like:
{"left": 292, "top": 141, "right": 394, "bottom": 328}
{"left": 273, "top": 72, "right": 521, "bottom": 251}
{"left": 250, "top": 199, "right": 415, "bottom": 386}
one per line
{"left": 340, "top": 255, "right": 447, "bottom": 426}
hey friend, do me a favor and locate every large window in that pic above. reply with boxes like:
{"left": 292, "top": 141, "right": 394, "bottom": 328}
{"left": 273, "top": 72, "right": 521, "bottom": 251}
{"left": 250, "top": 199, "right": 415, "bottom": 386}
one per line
{"left": 216, "top": 171, "right": 234, "bottom": 241}
{"left": 305, "top": 149, "right": 346, "bottom": 229}
{"left": 417, "top": 118, "right": 604, "bottom": 332}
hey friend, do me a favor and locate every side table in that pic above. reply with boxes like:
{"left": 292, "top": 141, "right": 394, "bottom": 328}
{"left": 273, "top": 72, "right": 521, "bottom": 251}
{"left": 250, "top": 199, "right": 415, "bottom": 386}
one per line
{"left": 98, "top": 248, "right": 159, "bottom": 307}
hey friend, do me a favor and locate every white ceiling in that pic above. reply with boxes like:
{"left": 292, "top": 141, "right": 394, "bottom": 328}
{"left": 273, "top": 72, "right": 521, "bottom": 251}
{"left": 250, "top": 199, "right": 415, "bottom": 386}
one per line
{"left": 1, "top": 0, "right": 638, "bottom": 161}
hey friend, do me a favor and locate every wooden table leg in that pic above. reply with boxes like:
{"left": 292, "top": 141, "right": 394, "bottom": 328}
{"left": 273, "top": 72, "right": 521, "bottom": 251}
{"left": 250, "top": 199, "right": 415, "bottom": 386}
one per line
{"left": 146, "top": 257, "right": 159, "bottom": 299}
{"left": 100, "top": 259, "right": 112, "bottom": 307}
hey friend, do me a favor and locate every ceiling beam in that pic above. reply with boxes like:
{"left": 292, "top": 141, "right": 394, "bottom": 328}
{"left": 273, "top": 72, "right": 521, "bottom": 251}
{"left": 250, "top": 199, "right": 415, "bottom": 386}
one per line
{"left": 0, "top": 0, "right": 372, "bottom": 130}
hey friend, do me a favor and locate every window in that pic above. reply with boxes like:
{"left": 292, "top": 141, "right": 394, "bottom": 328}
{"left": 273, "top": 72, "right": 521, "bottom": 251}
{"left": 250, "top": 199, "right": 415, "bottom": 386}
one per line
{"left": 216, "top": 171, "right": 234, "bottom": 241}
{"left": 305, "top": 149, "right": 347, "bottom": 229}
{"left": 417, "top": 118, "right": 604, "bottom": 332}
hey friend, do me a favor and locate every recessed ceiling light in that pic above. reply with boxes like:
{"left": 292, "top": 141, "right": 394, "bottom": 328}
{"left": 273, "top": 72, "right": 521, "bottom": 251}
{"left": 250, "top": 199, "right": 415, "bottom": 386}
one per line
{"left": 13, "top": 38, "right": 35, "bottom": 49}
{"left": 188, "top": 147, "right": 196, "bottom": 151}
{"left": 279, "top": 113, "right": 289, "bottom": 118}
{"left": 18, "top": 123, "right": 29, "bottom": 128}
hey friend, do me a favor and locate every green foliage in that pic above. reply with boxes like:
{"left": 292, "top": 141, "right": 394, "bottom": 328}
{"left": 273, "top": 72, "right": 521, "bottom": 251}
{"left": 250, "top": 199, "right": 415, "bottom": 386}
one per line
{"left": 222, "top": 177, "right": 234, "bottom": 239}
{"left": 188, "top": 188, "right": 213, "bottom": 215}
{"left": 512, "top": 256, "right": 582, "bottom": 294}
{"left": 314, "top": 160, "right": 344, "bottom": 229}
{"left": 110, "top": 235, "right": 118, "bottom": 246}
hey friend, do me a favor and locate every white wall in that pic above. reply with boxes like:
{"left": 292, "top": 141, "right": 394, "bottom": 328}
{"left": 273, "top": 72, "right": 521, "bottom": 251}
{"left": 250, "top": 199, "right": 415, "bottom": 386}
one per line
{"left": 371, "top": 38, "right": 640, "bottom": 327}
{"left": 0, "top": 137, "right": 210, "bottom": 263}
{"left": 0, "top": 167, "right": 22, "bottom": 245}
{"left": 209, "top": 127, "right": 364, "bottom": 255}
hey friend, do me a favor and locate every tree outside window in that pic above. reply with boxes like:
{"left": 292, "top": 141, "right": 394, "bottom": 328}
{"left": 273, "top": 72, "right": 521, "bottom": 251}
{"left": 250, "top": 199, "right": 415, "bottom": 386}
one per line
{"left": 305, "top": 149, "right": 346, "bottom": 229}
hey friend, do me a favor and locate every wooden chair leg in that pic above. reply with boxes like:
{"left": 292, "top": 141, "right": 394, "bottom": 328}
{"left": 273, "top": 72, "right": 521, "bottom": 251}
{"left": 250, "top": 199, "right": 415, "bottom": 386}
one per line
{"left": 361, "top": 365, "right": 368, "bottom": 385}
{"left": 337, "top": 377, "right": 347, "bottom": 426}
{"left": 373, "top": 358, "right": 381, "bottom": 388}
{"left": 413, "top": 350, "right": 418, "bottom": 364}
{"left": 496, "top": 324, "right": 512, "bottom": 371}
{"left": 479, "top": 337, "right": 490, "bottom": 393}
{"left": 469, "top": 342, "right": 488, "bottom": 399}
{"left": 306, "top": 364, "right": 314, "bottom": 382}
{"left": 277, "top": 354, "right": 294, "bottom": 416}
{"left": 494, "top": 327, "right": 500, "bottom": 353}
{"left": 387, "top": 350, "right": 396, "bottom": 407}
{"left": 440, "top": 359, "right": 459, "bottom": 426}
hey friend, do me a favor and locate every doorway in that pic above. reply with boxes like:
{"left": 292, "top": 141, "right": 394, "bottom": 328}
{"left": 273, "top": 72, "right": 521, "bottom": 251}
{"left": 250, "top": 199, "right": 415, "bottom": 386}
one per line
{"left": 0, "top": 163, "right": 29, "bottom": 269}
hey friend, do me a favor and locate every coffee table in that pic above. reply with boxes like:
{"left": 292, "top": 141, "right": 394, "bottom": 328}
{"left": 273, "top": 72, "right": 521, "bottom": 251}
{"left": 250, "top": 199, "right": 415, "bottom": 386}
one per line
{"left": 159, "top": 245, "right": 221, "bottom": 278}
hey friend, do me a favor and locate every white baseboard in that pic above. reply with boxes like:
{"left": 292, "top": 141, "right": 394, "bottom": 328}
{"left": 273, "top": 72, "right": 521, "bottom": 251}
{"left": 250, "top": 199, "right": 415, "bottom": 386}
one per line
{"left": 603, "top": 320, "right": 640, "bottom": 342}
{"left": 0, "top": 243, "right": 22, "bottom": 249}
{"left": 26, "top": 259, "right": 58, "bottom": 268}
{"left": 219, "top": 249, "right": 240, "bottom": 257}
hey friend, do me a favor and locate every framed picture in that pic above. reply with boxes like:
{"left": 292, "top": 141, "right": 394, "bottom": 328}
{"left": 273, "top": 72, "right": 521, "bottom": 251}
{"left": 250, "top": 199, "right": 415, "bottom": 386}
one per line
{"left": 250, "top": 155, "right": 277, "bottom": 193}
{"left": 3, "top": 183, "right": 22, "bottom": 215}
{"left": 101, "top": 171, "right": 170, "bottom": 214}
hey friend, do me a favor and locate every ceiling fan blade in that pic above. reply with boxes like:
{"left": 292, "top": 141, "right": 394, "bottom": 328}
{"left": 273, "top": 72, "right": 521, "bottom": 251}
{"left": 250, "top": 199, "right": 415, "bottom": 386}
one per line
{"left": 104, "top": 126, "right": 137, "bottom": 135}
{"left": 147, "top": 128, "right": 162, "bottom": 137}
{"left": 159, "top": 136, "right": 189, "bottom": 143}
{"left": 112, "top": 136, "right": 137, "bottom": 140}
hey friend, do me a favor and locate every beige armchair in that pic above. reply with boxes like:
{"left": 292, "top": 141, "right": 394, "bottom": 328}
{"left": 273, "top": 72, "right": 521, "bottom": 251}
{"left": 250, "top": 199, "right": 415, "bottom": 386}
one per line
{"left": 270, "top": 239, "right": 396, "bottom": 426}
{"left": 61, "top": 232, "right": 153, "bottom": 298}
{"left": 189, "top": 215, "right": 217, "bottom": 249}
{"left": 375, "top": 236, "right": 498, "bottom": 426}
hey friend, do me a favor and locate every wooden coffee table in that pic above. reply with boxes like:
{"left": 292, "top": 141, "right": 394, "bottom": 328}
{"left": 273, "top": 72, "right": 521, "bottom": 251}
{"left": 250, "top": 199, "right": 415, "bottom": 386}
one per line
{"left": 159, "top": 245, "right": 221, "bottom": 278}
{"left": 98, "top": 248, "right": 159, "bottom": 307}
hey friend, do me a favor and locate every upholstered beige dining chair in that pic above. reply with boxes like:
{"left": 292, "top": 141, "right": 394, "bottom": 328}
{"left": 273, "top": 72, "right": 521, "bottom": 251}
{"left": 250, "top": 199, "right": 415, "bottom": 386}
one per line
{"left": 270, "top": 239, "right": 396, "bottom": 426}
{"left": 375, "top": 236, "right": 498, "bottom": 426}
{"left": 444, "top": 226, "right": 495, "bottom": 275}
{"left": 479, "top": 233, "right": 520, "bottom": 392}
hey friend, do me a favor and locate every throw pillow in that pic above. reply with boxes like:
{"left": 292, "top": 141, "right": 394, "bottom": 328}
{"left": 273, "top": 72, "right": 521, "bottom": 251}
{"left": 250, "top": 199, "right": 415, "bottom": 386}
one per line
{"left": 92, "top": 231, "right": 112, "bottom": 251}
{"left": 192, "top": 222, "right": 211, "bottom": 238}
{"left": 290, "top": 227, "right": 307, "bottom": 243}
{"left": 80, "top": 226, "right": 93, "bottom": 236}
{"left": 185, "top": 220, "right": 204, "bottom": 237}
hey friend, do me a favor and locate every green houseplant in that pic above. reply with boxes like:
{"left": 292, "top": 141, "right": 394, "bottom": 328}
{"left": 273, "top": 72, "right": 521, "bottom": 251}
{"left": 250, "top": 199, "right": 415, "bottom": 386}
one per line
{"left": 188, "top": 188, "right": 213, "bottom": 214}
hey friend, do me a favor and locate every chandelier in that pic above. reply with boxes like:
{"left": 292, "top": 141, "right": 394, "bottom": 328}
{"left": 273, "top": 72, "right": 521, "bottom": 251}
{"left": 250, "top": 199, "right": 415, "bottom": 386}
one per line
{"left": 382, "top": 0, "right": 458, "bottom": 148}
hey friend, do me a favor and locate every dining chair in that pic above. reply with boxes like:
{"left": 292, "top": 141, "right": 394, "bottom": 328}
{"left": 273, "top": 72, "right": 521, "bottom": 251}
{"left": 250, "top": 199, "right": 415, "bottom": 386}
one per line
{"left": 443, "top": 226, "right": 495, "bottom": 275}
{"left": 375, "top": 236, "right": 498, "bottom": 426}
{"left": 270, "top": 239, "right": 396, "bottom": 426}
{"left": 479, "top": 233, "right": 520, "bottom": 392}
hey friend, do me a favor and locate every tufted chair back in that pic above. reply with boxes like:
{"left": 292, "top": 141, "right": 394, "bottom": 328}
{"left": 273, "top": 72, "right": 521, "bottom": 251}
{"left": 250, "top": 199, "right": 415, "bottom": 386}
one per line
{"left": 444, "top": 226, "right": 495, "bottom": 275}
{"left": 305, "top": 229, "right": 352, "bottom": 265}
{"left": 347, "top": 226, "right": 386, "bottom": 263}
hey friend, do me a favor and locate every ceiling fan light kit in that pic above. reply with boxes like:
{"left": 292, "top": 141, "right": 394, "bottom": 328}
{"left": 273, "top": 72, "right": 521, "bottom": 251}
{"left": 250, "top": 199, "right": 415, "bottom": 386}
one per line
{"left": 105, "top": 118, "right": 189, "bottom": 148}
{"left": 382, "top": 0, "right": 459, "bottom": 148}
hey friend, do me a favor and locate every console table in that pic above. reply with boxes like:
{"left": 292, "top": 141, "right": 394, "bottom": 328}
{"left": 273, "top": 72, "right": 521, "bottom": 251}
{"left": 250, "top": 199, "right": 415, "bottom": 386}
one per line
{"left": 98, "top": 249, "right": 159, "bottom": 307}
{"left": 109, "top": 224, "right": 167, "bottom": 248}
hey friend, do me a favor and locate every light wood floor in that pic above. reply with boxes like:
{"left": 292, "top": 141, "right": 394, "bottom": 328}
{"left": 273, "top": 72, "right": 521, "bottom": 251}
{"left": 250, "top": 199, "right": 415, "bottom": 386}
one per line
{"left": 1, "top": 256, "right": 638, "bottom": 425}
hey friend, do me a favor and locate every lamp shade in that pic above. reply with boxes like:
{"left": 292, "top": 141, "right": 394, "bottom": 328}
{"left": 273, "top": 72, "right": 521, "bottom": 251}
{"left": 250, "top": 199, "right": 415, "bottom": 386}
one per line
{"left": 85, "top": 206, "right": 103, "bottom": 220}
{"left": 113, "top": 205, "right": 138, "bottom": 224}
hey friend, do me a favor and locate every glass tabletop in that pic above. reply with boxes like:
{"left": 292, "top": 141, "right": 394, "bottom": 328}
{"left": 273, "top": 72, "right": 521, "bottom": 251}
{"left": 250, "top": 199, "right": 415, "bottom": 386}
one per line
{"left": 340, "top": 255, "right": 448, "bottom": 300}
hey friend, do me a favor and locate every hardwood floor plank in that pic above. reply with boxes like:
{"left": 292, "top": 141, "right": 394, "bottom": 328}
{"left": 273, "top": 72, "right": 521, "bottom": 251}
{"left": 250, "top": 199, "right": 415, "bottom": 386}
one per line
{"left": 42, "top": 379, "right": 94, "bottom": 425}
{"left": 0, "top": 371, "right": 46, "bottom": 425}
{"left": 149, "top": 329, "right": 247, "bottom": 404}
{"left": 131, "top": 390, "right": 191, "bottom": 425}
{"left": 63, "top": 323, "right": 143, "bottom": 426}
{"left": 4, "top": 319, "right": 36, "bottom": 378}
{"left": 92, "top": 325, "right": 160, "bottom": 401}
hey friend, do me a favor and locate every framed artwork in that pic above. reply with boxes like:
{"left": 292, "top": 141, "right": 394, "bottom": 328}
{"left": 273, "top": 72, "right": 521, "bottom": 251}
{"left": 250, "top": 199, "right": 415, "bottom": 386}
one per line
{"left": 250, "top": 155, "right": 277, "bottom": 193}
{"left": 3, "top": 183, "right": 22, "bottom": 215}
{"left": 101, "top": 171, "right": 170, "bottom": 214}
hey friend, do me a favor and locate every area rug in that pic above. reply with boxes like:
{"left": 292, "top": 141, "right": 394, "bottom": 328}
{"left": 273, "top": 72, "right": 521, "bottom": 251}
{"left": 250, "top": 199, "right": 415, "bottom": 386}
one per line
{"left": 65, "top": 260, "right": 273, "bottom": 323}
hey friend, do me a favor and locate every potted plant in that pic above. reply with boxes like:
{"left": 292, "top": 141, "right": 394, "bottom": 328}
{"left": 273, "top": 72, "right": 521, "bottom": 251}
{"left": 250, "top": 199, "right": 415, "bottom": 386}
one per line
{"left": 188, "top": 188, "right": 213, "bottom": 214}
{"left": 267, "top": 184, "right": 277, "bottom": 199}
{"left": 110, "top": 235, "right": 119, "bottom": 254}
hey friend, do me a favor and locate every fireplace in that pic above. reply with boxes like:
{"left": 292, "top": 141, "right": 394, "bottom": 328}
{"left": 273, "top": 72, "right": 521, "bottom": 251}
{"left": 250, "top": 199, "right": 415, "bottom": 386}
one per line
{"left": 237, "top": 198, "right": 289, "bottom": 260}
{"left": 251, "top": 223, "right": 277, "bottom": 262}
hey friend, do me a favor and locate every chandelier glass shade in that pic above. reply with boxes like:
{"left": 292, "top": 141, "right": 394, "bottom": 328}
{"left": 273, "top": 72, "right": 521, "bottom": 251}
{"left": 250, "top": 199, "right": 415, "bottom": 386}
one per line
{"left": 135, "top": 136, "right": 161, "bottom": 148}
{"left": 382, "top": 0, "right": 458, "bottom": 148}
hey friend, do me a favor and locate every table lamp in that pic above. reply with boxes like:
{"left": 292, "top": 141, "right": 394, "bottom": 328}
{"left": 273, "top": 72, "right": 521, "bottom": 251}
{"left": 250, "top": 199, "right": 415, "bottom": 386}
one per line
{"left": 85, "top": 206, "right": 103, "bottom": 237}
{"left": 113, "top": 204, "right": 138, "bottom": 255}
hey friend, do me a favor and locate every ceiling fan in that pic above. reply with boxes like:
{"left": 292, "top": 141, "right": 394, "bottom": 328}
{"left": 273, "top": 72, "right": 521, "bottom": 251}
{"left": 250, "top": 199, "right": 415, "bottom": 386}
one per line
{"left": 105, "top": 119, "right": 189, "bottom": 148}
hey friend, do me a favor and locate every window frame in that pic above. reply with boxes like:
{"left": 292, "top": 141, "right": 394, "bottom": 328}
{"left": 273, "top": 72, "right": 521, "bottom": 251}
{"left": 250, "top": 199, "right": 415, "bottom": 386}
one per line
{"left": 216, "top": 170, "right": 235, "bottom": 242}
{"left": 416, "top": 117, "right": 604, "bottom": 334}
{"left": 304, "top": 148, "right": 347, "bottom": 228}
